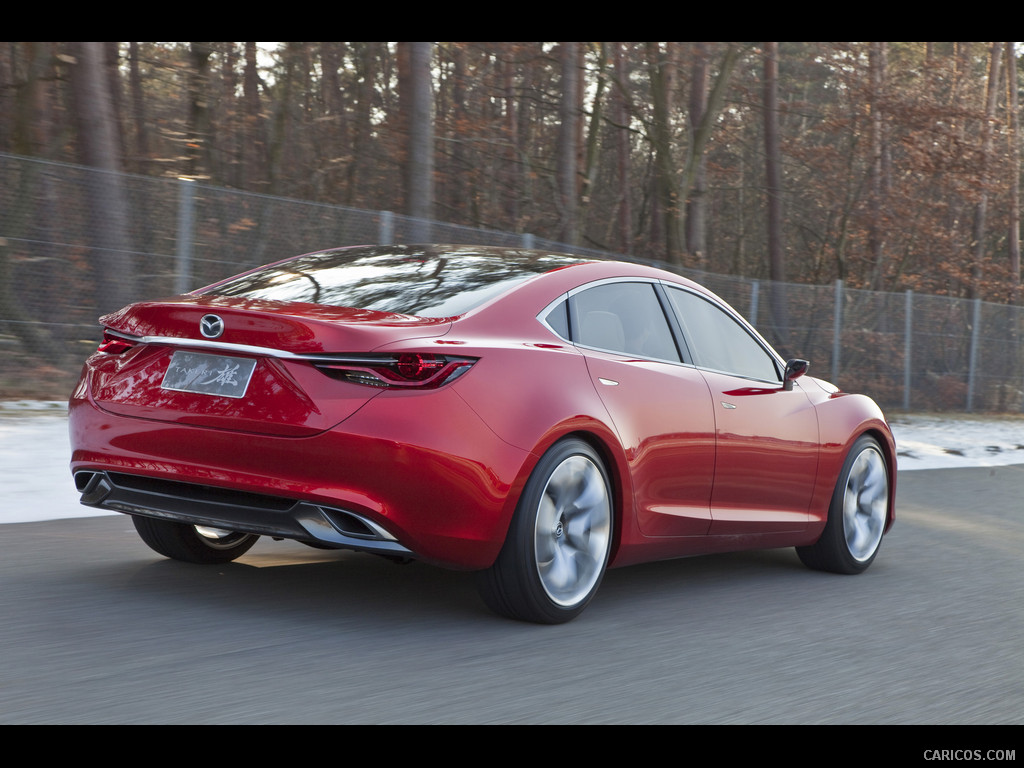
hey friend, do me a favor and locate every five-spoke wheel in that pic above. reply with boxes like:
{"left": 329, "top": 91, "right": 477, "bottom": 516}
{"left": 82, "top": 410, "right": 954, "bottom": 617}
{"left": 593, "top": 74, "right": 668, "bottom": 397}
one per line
{"left": 797, "top": 434, "right": 889, "bottom": 574}
{"left": 477, "top": 438, "right": 612, "bottom": 623}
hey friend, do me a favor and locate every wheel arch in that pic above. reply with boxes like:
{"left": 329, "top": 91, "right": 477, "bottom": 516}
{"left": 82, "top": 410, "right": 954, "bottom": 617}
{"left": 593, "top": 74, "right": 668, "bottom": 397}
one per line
{"left": 475, "top": 429, "right": 621, "bottom": 623}
{"left": 807, "top": 392, "right": 897, "bottom": 535}
{"left": 815, "top": 424, "right": 897, "bottom": 535}
{"left": 504, "top": 421, "right": 633, "bottom": 571}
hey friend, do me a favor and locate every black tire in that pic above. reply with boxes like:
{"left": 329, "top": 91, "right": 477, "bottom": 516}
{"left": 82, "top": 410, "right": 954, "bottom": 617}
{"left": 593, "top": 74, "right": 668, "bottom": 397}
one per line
{"left": 477, "top": 438, "right": 613, "bottom": 624}
{"left": 132, "top": 515, "right": 258, "bottom": 564}
{"left": 797, "top": 434, "right": 889, "bottom": 574}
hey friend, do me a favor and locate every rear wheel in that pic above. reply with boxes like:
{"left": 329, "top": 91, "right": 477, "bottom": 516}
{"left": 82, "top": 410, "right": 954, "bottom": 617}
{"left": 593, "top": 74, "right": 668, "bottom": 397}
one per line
{"left": 797, "top": 435, "right": 889, "bottom": 574}
{"left": 477, "top": 438, "right": 613, "bottom": 624}
{"left": 132, "top": 516, "right": 258, "bottom": 564}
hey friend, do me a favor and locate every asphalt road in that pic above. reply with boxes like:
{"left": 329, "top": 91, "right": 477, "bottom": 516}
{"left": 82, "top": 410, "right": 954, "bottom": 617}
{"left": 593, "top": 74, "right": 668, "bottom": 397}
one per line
{"left": 2, "top": 464, "right": 1022, "bottom": 725}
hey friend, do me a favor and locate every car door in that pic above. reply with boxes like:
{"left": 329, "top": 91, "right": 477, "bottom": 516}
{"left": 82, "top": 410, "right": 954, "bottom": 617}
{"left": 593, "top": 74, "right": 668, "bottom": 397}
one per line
{"left": 662, "top": 285, "right": 819, "bottom": 534}
{"left": 546, "top": 280, "right": 717, "bottom": 537}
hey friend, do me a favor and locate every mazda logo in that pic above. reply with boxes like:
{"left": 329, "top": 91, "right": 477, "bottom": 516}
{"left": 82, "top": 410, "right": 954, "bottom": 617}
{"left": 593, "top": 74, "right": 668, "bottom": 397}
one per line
{"left": 199, "top": 314, "right": 225, "bottom": 339}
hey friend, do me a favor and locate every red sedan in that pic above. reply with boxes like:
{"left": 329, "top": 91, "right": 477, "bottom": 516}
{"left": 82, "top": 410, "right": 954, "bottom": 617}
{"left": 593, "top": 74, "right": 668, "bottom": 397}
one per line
{"left": 70, "top": 245, "right": 896, "bottom": 623}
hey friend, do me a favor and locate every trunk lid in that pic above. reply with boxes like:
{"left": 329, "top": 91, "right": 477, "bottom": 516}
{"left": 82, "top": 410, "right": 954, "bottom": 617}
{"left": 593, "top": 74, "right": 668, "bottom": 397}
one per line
{"left": 88, "top": 297, "right": 451, "bottom": 436}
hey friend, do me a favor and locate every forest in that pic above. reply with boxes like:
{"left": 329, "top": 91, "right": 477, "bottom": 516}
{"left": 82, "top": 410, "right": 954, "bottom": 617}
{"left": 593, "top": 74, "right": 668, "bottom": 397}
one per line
{"left": 2, "top": 42, "right": 1021, "bottom": 306}
{"left": 2, "top": 42, "right": 1021, "bottom": 303}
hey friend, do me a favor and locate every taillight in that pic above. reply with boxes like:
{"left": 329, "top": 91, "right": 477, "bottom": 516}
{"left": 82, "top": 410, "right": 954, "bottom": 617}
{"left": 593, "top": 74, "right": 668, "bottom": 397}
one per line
{"left": 97, "top": 331, "right": 137, "bottom": 355}
{"left": 393, "top": 353, "right": 446, "bottom": 381}
{"left": 315, "top": 353, "right": 476, "bottom": 389}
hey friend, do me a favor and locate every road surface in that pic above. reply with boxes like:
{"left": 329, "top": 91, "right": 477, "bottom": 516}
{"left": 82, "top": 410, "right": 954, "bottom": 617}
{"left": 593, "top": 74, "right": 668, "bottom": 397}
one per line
{"left": 1, "top": 463, "right": 1021, "bottom": 724}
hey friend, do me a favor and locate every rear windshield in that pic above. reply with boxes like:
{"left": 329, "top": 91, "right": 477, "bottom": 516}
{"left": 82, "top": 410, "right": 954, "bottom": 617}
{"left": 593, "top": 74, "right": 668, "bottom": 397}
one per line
{"left": 199, "top": 245, "right": 580, "bottom": 318}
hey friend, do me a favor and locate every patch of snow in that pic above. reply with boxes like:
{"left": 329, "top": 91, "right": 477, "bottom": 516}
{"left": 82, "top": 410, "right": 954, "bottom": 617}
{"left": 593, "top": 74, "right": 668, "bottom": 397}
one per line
{"left": 1, "top": 408, "right": 110, "bottom": 524}
{"left": 888, "top": 413, "right": 1024, "bottom": 471}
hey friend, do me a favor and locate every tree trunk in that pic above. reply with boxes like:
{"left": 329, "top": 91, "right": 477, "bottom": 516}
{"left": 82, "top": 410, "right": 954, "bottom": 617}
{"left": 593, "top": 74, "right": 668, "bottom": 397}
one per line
{"left": 241, "top": 42, "right": 265, "bottom": 191}
{"left": 68, "top": 40, "right": 136, "bottom": 315}
{"left": 186, "top": 42, "right": 213, "bottom": 180}
{"left": 763, "top": 42, "right": 785, "bottom": 285}
{"left": 647, "top": 41, "right": 682, "bottom": 263}
{"left": 613, "top": 43, "right": 633, "bottom": 255}
{"left": 127, "top": 43, "right": 150, "bottom": 174}
{"left": 1007, "top": 42, "right": 1021, "bottom": 300}
{"left": 968, "top": 42, "right": 1003, "bottom": 300}
{"left": 556, "top": 42, "right": 580, "bottom": 246}
{"left": 580, "top": 42, "right": 608, "bottom": 245}
{"left": 501, "top": 44, "right": 521, "bottom": 230}
{"left": 399, "top": 42, "right": 435, "bottom": 241}
{"left": 868, "top": 42, "right": 888, "bottom": 291}
{"left": 686, "top": 43, "right": 709, "bottom": 267}
{"left": 763, "top": 42, "right": 788, "bottom": 342}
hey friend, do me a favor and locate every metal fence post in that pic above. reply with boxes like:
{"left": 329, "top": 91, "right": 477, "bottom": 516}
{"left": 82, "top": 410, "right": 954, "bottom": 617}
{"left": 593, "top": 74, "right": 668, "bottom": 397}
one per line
{"left": 967, "top": 298, "right": 982, "bottom": 412}
{"left": 832, "top": 279, "right": 843, "bottom": 385}
{"left": 379, "top": 210, "right": 394, "bottom": 245}
{"left": 904, "top": 289, "right": 913, "bottom": 411}
{"left": 174, "top": 178, "right": 195, "bottom": 295}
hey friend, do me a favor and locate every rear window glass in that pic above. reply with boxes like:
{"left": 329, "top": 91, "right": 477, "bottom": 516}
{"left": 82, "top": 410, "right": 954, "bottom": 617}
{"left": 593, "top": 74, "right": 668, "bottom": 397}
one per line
{"left": 200, "top": 246, "right": 580, "bottom": 318}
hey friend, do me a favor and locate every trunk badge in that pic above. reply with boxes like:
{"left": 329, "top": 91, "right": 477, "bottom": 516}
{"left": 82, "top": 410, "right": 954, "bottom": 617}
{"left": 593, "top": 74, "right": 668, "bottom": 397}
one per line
{"left": 200, "top": 314, "right": 225, "bottom": 339}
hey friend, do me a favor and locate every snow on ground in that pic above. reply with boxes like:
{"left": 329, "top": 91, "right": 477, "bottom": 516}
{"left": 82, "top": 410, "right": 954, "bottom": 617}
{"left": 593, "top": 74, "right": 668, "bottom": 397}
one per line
{"left": 1, "top": 401, "right": 1023, "bottom": 525}
{"left": 887, "top": 412, "right": 1024, "bottom": 470}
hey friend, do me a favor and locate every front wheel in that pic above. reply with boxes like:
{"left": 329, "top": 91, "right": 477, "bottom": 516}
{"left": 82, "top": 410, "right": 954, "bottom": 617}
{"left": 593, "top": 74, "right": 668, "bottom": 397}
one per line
{"left": 477, "top": 438, "right": 613, "bottom": 624}
{"left": 132, "top": 516, "right": 259, "bottom": 564}
{"left": 797, "top": 434, "right": 889, "bottom": 574}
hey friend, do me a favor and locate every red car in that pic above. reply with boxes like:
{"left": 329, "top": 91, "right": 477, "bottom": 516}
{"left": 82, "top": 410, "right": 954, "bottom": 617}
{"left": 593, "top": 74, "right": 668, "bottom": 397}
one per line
{"left": 70, "top": 245, "right": 895, "bottom": 623}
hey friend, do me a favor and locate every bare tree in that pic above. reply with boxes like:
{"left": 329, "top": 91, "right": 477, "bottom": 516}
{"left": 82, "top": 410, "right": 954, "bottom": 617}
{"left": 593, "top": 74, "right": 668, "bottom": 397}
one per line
{"left": 969, "top": 42, "right": 1003, "bottom": 299}
{"left": 763, "top": 42, "right": 788, "bottom": 340}
{"left": 647, "top": 42, "right": 744, "bottom": 265}
{"left": 185, "top": 42, "right": 213, "bottom": 180}
{"left": 686, "top": 43, "right": 710, "bottom": 266}
{"left": 241, "top": 42, "right": 265, "bottom": 191}
{"left": 68, "top": 41, "right": 136, "bottom": 314}
{"left": 556, "top": 42, "right": 580, "bottom": 245}
{"left": 399, "top": 42, "right": 435, "bottom": 240}
{"left": 868, "top": 41, "right": 889, "bottom": 291}
{"left": 1007, "top": 42, "right": 1021, "bottom": 299}
{"left": 580, "top": 42, "right": 609, "bottom": 244}
{"left": 612, "top": 43, "right": 633, "bottom": 254}
{"left": 763, "top": 42, "right": 785, "bottom": 285}
{"left": 126, "top": 42, "right": 150, "bottom": 174}
{"left": 647, "top": 41, "right": 682, "bottom": 262}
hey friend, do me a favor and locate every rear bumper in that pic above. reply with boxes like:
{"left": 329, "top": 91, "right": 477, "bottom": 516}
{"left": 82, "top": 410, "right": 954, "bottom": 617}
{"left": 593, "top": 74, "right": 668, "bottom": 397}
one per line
{"left": 75, "top": 469, "right": 413, "bottom": 558}
{"left": 69, "top": 385, "right": 532, "bottom": 570}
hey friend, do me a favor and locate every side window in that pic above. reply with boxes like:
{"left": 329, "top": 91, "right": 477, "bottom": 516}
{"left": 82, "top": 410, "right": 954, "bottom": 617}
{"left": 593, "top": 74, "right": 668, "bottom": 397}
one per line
{"left": 543, "top": 300, "right": 570, "bottom": 339}
{"left": 665, "top": 286, "right": 780, "bottom": 382}
{"left": 571, "top": 282, "right": 680, "bottom": 362}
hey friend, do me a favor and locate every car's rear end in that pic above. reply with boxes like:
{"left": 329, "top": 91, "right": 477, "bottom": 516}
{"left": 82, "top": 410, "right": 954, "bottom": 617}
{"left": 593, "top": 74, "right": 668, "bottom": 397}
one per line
{"left": 69, "top": 246, "right": 573, "bottom": 568}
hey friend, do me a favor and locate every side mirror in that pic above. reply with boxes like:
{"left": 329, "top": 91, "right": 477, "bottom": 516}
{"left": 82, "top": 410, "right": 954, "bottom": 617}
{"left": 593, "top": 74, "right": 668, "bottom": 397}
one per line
{"left": 783, "top": 359, "right": 809, "bottom": 391}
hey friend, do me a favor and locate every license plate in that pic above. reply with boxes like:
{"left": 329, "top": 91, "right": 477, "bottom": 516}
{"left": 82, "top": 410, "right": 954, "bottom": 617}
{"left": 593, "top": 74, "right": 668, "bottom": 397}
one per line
{"left": 161, "top": 350, "right": 257, "bottom": 399}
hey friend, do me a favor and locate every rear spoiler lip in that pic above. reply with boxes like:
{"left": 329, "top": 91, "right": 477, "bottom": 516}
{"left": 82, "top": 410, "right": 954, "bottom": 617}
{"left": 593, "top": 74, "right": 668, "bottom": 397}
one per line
{"left": 98, "top": 329, "right": 398, "bottom": 365}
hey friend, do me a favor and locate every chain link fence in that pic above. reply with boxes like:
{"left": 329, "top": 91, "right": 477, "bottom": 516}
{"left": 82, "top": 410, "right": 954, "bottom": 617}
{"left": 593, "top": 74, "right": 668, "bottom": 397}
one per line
{"left": 2, "top": 151, "right": 1022, "bottom": 411}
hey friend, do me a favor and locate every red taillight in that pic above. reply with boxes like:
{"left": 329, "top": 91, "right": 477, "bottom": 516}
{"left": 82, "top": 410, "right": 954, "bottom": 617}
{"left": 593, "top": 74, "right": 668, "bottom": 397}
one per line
{"left": 394, "top": 353, "right": 446, "bottom": 382}
{"left": 97, "top": 331, "right": 136, "bottom": 355}
{"left": 315, "top": 353, "right": 475, "bottom": 389}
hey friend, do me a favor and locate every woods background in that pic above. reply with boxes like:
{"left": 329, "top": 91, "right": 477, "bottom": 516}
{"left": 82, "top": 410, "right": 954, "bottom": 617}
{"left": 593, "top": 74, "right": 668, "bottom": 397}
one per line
{"left": 1, "top": 42, "right": 1022, "bottom": 411}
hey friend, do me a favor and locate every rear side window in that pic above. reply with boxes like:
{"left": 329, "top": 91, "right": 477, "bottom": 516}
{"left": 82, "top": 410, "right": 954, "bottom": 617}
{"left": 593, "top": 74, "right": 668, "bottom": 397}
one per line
{"left": 543, "top": 300, "right": 570, "bottom": 339}
{"left": 570, "top": 282, "right": 680, "bottom": 362}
